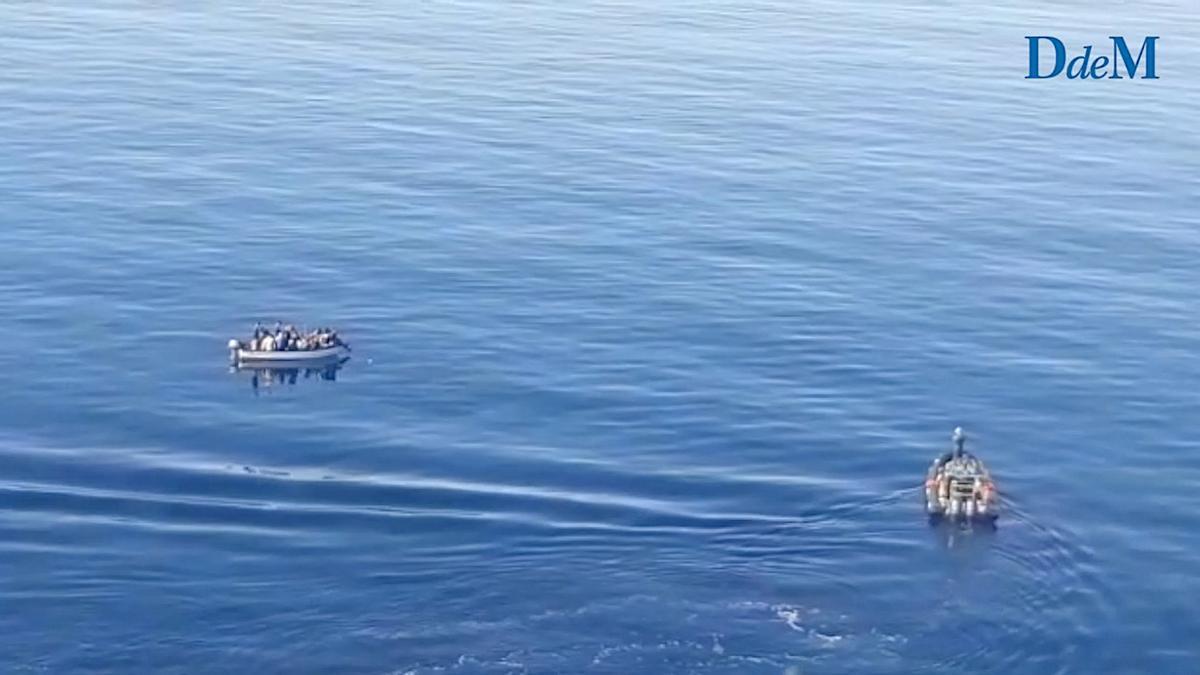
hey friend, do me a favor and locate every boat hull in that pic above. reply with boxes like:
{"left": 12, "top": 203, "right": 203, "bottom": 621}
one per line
{"left": 234, "top": 347, "right": 346, "bottom": 363}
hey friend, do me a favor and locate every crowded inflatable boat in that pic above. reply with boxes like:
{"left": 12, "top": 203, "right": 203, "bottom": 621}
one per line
{"left": 925, "top": 427, "right": 999, "bottom": 522}
{"left": 228, "top": 323, "right": 349, "bottom": 363}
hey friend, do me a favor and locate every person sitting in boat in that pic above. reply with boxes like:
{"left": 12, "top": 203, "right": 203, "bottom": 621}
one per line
{"left": 258, "top": 333, "right": 277, "bottom": 351}
{"left": 934, "top": 427, "right": 965, "bottom": 468}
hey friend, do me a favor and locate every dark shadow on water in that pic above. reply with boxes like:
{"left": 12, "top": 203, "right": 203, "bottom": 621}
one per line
{"left": 230, "top": 357, "right": 350, "bottom": 394}
{"left": 928, "top": 515, "right": 999, "bottom": 553}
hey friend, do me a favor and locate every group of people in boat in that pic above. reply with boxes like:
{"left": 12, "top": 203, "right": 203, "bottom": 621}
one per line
{"left": 932, "top": 428, "right": 988, "bottom": 481}
{"left": 246, "top": 322, "right": 343, "bottom": 352}
{"left": 925, "top": 427, "right": 997, "bottom": 519}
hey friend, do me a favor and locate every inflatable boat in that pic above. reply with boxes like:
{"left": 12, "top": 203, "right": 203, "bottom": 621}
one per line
{"left": 925, "top": 427, "right": 998, "bottom": 522}
{"left": 228, "top": 340, "right": 347, "bottom": 365}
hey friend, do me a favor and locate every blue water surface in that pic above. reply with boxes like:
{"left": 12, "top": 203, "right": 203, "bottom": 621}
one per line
{"left": 1, "top": 1, "right": 1198, "bottom": 673}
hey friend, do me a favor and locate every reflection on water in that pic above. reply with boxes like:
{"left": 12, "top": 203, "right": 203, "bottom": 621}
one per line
{"left": 929, "top": 516, "right": 999, "bottom": 552}
{"left": 232, "top": 357, "right": 350, "bottom": 393}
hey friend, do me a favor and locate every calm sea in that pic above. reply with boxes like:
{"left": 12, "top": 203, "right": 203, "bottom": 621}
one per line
{"left": 1, "top": 1, "right": 1198, "bottom": 673}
